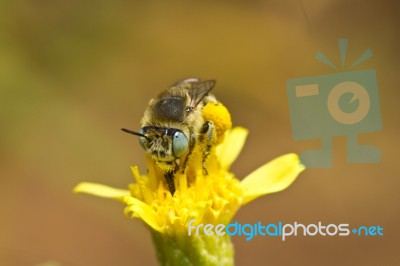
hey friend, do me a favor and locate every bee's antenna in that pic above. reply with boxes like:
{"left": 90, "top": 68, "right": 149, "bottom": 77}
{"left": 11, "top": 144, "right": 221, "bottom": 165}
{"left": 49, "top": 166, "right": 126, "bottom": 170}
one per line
{"left": 121, "top": 128, "right": 150, "bottom": 141}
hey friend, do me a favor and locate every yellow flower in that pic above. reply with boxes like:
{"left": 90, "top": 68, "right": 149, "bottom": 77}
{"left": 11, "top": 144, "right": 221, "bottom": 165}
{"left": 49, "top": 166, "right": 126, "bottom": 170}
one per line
{"left": 73, "top": 102, "right": 305, "bottom": 265}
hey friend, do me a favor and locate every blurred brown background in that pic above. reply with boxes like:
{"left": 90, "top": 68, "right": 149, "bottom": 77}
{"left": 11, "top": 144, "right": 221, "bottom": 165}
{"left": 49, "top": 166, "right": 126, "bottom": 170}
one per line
{"left": 1, "top": 0, "right": 399, "bottom": 265}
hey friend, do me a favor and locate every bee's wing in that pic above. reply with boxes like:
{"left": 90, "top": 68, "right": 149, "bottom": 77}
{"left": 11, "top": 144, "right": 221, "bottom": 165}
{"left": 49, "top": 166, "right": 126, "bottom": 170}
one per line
{"left": 173, "top": 77, "right": 200, "bottom": 86}
{"left": 188, "top": 80, "right": 216, "bottom": 108}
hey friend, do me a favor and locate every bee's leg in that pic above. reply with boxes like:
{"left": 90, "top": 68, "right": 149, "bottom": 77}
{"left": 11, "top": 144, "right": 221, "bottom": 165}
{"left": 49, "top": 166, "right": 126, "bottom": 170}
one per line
{"left": 181, "top": 128, "right": 196, "bottom": 174}
{"left": 199, "top": 121, "right": 215, "bottom": 176}
{"left": 164, "top": 170, "right": 176, "bottom": 195}
{"left": 164, "top": 160, "right": 179, "bottom": 195}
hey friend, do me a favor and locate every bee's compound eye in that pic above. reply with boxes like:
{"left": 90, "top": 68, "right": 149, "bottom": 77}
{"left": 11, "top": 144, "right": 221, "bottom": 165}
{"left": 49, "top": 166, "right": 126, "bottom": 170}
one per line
{"left": 172, "top": 131, "right": 188, "bottom": 157}
{"left": 138, "top": 129, "right": 149, "bottom": 150}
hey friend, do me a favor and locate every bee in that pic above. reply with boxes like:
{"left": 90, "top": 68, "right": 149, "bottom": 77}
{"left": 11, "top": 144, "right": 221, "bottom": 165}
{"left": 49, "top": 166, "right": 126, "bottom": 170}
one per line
{"left": 122, "top": 78, "right": 217, "bottom": 195}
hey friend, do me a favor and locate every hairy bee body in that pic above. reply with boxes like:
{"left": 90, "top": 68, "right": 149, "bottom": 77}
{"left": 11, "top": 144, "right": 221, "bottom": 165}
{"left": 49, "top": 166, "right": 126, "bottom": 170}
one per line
{"left": 122, "top": 78, "right": 218, "bottom": 195}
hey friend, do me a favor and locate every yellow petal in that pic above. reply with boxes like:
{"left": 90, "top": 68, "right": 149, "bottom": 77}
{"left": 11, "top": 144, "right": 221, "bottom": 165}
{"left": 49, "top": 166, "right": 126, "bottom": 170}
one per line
{"left": 73, "top": 182, "right": 130, "bottom": 201}
{"left": 124, "top": 196, "right": 164, "bottom": 232}
{"left": 216, "top": 127, "right": 249, "bottom": 170}
{"left": 241, "top": 153, "right": 305, "bottom": 205}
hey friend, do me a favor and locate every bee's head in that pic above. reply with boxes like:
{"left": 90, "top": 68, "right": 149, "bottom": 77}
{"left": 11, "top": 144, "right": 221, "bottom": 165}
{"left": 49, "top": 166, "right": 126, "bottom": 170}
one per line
{"left": 121, "top": 127, "right": 189, "bottom": 160}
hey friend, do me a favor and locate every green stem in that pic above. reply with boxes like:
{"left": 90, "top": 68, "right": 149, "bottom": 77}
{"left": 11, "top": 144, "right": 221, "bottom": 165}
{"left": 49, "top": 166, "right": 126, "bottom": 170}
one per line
{"left": 151, "top": 230, "right": 234, "bottom": 266}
